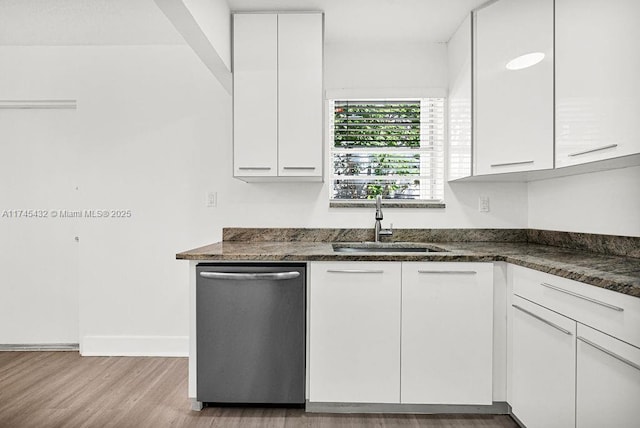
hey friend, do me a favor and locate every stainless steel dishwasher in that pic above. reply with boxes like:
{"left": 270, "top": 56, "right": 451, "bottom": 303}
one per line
{"left": 196, "top": 263, "right": 306, "bottom": 405}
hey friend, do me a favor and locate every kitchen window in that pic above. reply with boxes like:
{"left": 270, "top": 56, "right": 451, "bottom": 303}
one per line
{"left": 329, "top": 98, "right": 445, "bottom": 207}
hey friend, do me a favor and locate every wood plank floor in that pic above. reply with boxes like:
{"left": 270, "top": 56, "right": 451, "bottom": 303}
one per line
{"left": 0, "top": 352, "right": 518, "bottom": 428}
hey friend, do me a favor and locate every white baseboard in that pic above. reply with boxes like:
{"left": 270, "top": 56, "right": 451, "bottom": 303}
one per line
{"left": 0, "top": 343, "right": 79, "bottom": 351}
{"left": 80, "top": 335, "right": 188, "bottom": 357}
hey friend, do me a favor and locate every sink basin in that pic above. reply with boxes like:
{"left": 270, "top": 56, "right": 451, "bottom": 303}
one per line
{"left": 332, "top": 243, "right": 449, "bottom": 253}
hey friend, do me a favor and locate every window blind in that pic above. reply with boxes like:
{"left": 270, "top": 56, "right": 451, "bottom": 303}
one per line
{"left": 330, "top": 98, "right": 445, "bottom": 201}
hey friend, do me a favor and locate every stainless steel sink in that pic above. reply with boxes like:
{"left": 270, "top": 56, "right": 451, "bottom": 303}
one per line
{"left": 332, "top": 243, "right": 449, "bottom": 253}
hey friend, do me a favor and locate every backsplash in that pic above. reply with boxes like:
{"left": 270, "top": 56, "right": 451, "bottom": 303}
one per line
{"left": 223, "top": 228, "right": 640, "bottom": 259}
{"left": 527, "top": 229, "right": 640, "bottom": 259}
{"left": 223, "top": 228, "right": 527, "bottom": 243}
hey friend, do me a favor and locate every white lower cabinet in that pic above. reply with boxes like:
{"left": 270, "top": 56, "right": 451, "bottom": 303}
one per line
{"left": 309, "top": 261, "right": 494, "bottom": 405}
{"left": 509, "top": 265, "right": 640, "bottom": 428}
{"left": 576, "top": 324, "right": 640, "bottom": 428}
{"left": 510, "top": 295, "right": 576, "bottom": 428}
{"left": 309, "top": 262, "right": 401, "bottom": 403}
{"left": 401, "top": 262, "right": 493, "bottom": 404}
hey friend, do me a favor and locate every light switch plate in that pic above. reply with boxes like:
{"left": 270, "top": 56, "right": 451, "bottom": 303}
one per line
{"left": 479, "top": 196, "right": 490, "bottom": 212}
{"left": 206, "top": 191, "right": 217, "bottom": 208}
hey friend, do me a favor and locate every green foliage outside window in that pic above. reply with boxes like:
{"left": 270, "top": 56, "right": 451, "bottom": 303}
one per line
{"left": 332, "top": 101, "right": 423, "bottom": 199}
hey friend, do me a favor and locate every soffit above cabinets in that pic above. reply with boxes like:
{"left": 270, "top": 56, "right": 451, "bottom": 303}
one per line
{"left": 228, "top": 0, "right": 487, "bottom": 44}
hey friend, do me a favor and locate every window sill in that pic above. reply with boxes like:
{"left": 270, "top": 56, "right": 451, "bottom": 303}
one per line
{"left": 330, "top": 200, "right": 446, "bottom": 209}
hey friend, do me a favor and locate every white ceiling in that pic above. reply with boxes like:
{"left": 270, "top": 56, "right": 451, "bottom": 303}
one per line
{"left": 0, "top": 0, "right": 185, "bottom": 45}
{"left": 0, "top": 0, "right": 486, "bottom": 46}
{"left": 228, "top": 0, "right": 487, "bottom": 44}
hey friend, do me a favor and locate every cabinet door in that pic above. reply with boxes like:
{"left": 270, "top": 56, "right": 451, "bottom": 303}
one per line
{"left": 277, "top": 13, "right": 323, "bottom": 178}
{"left": 556, "top": 0, "right": 640, "bottom": 167}
{"left": 233, "top": 14, "right": 278, "bottom": 177}
{"left": 448, "top": 14, "right": 473, "bottom": 180}
{"left": 474, "top": 0, "right": 554, "bottom": 175}
{"left": 401, "top": 263, "right": 493, "bottom": 404}
{"left": 510, "top": 295, "right": 576, "bottom": 428}
{"left": 576, "top": 324, "right": 640, "bottom": 428}
{"left": 309, "top": 262, "right": 401, "bottom": 403}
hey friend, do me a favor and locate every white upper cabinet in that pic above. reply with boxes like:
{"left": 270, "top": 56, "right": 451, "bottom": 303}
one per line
{"left": 447, "top": 14, "right": 473, "bottom": 180}
{"left": 555, "top": 0, "right": 640, "bottom": 167}
{"left": 277, "top": 14, "right": 323, "bottom": 177}
{"left": 473, "top": 0, "right": 554, "bottom": 175}
{"left": 233, "top": 14, "right": 278, "bottom": 178}
{"left": 233, "top": 13, "right": 323, "bottom": 181}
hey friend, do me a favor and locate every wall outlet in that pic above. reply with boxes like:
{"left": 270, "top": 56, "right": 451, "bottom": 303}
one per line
{"left": 479, "top": 196, "right": 490, "bottom": 212}
{"left": 206, "top": 191, "right": 217, "bottom": 208}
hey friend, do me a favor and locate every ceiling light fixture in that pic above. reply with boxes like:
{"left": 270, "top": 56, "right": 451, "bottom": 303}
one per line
{"left": 505, "top": 52, "right": 545, "bottom": 70}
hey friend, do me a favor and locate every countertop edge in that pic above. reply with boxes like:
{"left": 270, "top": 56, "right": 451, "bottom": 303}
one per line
{"left": 175, "top": 242, "right": 640, "bottom": 298}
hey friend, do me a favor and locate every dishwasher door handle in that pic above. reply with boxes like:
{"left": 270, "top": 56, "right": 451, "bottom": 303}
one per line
{"left": 199, "top": 271, "right": 300, "bottom": 281}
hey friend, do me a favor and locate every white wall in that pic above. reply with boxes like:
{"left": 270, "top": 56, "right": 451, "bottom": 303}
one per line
{"left": 163, "top": 41, "right": 528, "bottom": 236}
{"left": 6, "top": 33, "right": 636, "bottom": 354}
{"left": 0, "top": 39, "right": 529, "bottom": 353}
{"left": 0, "top": 45, "right": 229, "bottom": 352}
{"left": 325, "top": 41, "right": 448, "bottom": 92}
{"left": 527, "top": 166, "right": 640, "bottom": 237}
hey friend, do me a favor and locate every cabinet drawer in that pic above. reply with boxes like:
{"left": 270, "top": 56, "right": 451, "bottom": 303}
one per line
{"left": 512, "top": 265, "right": 640, "bottom": 348}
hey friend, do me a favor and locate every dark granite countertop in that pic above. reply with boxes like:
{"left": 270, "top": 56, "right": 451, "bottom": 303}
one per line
{"left": 177, "top": 236, "right": 640, "bottom": 298}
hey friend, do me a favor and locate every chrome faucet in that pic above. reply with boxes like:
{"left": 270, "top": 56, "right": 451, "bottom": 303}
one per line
{"left": 374, "top": 195, "right": 393, "bottom": 242}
